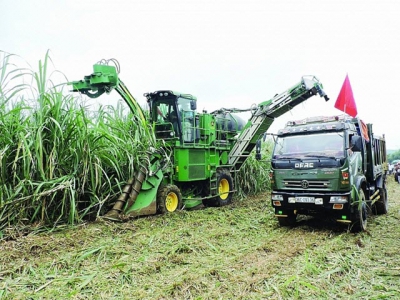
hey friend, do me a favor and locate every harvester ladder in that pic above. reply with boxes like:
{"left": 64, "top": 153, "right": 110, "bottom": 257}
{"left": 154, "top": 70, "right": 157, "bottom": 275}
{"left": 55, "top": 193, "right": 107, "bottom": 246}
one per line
{"left": 209, "top": 148, "right": 219, "bottom": 194}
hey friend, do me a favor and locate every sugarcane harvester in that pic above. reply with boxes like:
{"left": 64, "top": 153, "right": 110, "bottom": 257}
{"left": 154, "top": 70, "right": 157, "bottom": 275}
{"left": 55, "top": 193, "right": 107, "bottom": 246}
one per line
{"left": 69, "top": 60, "right": 329, "bottom": 221}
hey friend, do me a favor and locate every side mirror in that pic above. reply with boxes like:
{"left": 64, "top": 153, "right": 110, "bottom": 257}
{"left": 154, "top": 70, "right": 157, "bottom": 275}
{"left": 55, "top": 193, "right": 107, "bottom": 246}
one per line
{"left": 190, "top": 100, "right": 197, "bottom": 110}
{"left": 350, "top": 135, "right": 362, "bottom": 152}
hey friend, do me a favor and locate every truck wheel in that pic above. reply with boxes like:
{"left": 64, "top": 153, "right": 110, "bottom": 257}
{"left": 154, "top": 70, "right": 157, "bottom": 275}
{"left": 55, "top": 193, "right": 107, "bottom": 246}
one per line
{"left": 207, "top": 169, "right": 234, "bottom": 207}
{"left": 157, "top": 184, "right": 182, "bottom": 214}
{"left": 351, "top": 188, "right": 367, "bottom": 232}
{"left": 374, "top": 186, "right": 388, "bottom": 215}
{"left": 277, "top": 211, "right": 297, "bottom": 227}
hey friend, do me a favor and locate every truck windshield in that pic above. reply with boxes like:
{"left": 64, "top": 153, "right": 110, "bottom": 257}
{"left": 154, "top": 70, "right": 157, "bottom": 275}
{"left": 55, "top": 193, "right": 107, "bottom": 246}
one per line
{"left": 273, "top": 132, "right": 344, "bottom": 159}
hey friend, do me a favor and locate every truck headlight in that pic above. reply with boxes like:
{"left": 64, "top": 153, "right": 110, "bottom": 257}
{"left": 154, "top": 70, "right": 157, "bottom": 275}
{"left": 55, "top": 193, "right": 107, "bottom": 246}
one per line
{"left": 272, "top": 194, "right": 283, "bottom": 201}
{"left": 329, "top": 196, "right": 348, "bottom": 203}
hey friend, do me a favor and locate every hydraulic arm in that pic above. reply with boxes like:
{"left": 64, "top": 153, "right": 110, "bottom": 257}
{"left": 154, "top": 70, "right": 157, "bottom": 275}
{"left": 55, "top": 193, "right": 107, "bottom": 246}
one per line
{"left": 228, "top": 76, "right": 329, "bottom": 171}
{"left": 69, "top": 61, "right": 146, "bottom": 123}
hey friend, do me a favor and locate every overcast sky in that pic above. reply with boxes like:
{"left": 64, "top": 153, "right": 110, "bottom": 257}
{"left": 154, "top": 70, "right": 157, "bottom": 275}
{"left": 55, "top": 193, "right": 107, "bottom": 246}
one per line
{"left": 2, "top": 0, "right": 400, "bottom": 149}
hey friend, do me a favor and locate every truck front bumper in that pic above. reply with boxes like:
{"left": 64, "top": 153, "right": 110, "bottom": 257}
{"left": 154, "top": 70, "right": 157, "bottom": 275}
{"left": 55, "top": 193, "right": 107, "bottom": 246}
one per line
{"left": 271, "top": 191, "right": 353, "bottom": 222}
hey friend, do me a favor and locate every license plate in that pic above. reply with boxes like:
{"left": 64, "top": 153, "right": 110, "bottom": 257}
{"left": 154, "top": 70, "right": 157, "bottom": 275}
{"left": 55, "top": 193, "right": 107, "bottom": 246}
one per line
{"left": 296, "top": 197, "right": 315, "bottom": 203}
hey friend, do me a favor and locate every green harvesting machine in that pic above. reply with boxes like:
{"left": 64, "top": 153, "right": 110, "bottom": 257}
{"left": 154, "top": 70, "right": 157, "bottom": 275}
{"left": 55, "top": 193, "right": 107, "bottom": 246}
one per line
{"left": 69, "top": 60, "right": 329, "bottom": 221}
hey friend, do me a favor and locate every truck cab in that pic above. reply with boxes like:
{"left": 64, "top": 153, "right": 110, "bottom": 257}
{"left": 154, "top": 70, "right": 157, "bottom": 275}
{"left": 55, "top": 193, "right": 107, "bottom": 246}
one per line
{"left": 270, "top": 115, "right": 387, "bottom": 231}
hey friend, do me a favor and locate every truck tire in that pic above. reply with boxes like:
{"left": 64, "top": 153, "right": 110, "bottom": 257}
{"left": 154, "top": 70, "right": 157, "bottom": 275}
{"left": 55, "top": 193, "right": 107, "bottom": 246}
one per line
{"left": 351, "top": 188, "right": 367, "bottom": 232}
{"left": 157, "top": 184, "right": 182, "bottom": 214}
{"left": 206, "top": 169, "right": 234, "bottom": 207}
{"left": 374, "top": 186, "right": 388, "bottom": 215}
{"left": 277, "top": 211, "right": 297, "bottom": 227}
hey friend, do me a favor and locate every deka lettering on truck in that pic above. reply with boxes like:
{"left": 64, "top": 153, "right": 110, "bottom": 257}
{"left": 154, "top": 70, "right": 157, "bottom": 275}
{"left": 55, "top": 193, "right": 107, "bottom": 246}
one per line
{"left": 295, "top": 162, "right": 314, "bottom": 168}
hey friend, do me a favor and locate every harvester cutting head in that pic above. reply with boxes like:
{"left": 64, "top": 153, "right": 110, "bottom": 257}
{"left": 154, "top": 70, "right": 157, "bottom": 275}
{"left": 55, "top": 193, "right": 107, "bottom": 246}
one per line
{"left": 69, "top": 61, "right": 119, "bottom": 98}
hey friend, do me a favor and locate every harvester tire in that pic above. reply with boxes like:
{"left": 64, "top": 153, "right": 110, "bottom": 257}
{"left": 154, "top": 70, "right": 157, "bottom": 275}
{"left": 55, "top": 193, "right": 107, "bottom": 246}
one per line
{"left": 374, "top": 186, "right": 388, "bottom": 215}
{"left": 351, "top": 188, "right": 367, "bottom": 232}
{"left": 157, "top": 184, "right": 182, "bottom": 214}
{"left": 207, "top": 169, "right": 234, "bottom": 207}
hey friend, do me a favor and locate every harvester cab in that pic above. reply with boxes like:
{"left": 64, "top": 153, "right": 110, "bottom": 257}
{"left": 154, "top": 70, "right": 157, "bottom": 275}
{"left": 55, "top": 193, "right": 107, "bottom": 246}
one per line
{"left": 69, "top": 60, "right": 329, "bottom": 222}
{"left": 145, "top": 91, "right": 198, "bottom": 144}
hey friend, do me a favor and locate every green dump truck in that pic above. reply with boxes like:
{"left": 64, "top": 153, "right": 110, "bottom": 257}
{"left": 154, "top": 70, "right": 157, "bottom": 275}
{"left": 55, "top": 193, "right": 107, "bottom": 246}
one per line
{"left": 270, "top": 115, "right": 388, "bottom": 232}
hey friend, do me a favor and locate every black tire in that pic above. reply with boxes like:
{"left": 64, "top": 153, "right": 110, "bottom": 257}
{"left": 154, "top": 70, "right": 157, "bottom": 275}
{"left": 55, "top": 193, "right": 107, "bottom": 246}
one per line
{"left": 206, "top": 169, "right": 234, "bottom": 207}
{"left": 351, "top": 188, "right": 367, "bottom": 232}
{"left": 277, "top": 210, "right": 297, "bottom": 227}
{"left": 374, "top": 186, "right": 388, "bottom": 215}
{"left": 157, "top": 184, "right": 182, "bottom": 214}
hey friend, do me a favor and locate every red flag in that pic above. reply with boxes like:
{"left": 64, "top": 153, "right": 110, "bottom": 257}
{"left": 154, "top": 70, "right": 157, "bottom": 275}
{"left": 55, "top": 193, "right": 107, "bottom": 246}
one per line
{"left": 334, "top": 74, "right": 357, "bottom": 117}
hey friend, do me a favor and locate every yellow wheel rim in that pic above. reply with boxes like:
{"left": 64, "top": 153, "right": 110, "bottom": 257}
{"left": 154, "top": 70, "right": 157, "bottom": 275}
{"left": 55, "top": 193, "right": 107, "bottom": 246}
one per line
{"left": 219, "top": 178, "right": 230, "bottom": 200}
{"left": 166, "top": 192, "right": 179, "bottom": 212}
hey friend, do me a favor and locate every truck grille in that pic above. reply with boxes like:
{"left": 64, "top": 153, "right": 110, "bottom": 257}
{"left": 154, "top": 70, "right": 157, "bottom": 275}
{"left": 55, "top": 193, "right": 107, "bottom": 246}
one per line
{"left": 283, "top": 179, "right": 330, "bottom": 189}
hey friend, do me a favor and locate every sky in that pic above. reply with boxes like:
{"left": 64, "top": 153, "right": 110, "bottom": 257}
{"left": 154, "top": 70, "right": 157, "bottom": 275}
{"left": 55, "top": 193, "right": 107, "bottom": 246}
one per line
{"left": 2, "top": 0, "right": 400, "bottom": 149}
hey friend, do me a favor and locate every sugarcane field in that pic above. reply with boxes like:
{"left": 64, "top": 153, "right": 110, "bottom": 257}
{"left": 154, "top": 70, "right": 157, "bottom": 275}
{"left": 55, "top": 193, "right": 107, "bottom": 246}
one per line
{"left": 1, "top": 49, "right": 400, "bottom": 300}
{"left": 1, "top": 179, "right": 400, "bottom": 299}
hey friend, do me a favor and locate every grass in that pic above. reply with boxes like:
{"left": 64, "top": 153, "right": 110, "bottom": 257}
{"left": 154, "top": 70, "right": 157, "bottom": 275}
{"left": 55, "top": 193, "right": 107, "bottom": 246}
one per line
{"left": 1, "top": 176, "right": 399, "bottom": 299}
{"left": 236, "top": 139, "right": 272, "bottom": 198}
{"left": 0, "top": 52, "right": 156, "bottom": 233}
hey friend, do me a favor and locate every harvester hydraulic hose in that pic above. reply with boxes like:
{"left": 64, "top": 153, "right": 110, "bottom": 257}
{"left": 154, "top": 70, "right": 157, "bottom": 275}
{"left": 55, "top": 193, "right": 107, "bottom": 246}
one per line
{"left": 116, "top": 82, "right": 146, "bottom": 124}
